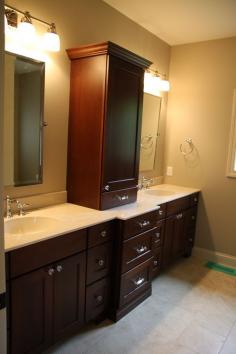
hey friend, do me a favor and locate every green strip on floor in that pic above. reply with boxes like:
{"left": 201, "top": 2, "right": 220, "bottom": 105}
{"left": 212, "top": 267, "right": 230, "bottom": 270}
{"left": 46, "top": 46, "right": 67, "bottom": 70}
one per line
{"left": 205, "top": 261, "right": 236, "bottom": 277}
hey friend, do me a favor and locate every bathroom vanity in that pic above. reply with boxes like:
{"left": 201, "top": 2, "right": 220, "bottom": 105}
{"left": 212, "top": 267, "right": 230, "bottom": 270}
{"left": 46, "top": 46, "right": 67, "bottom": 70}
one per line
{"left": 4, "top": 185, "right": 199, "bottom": 354}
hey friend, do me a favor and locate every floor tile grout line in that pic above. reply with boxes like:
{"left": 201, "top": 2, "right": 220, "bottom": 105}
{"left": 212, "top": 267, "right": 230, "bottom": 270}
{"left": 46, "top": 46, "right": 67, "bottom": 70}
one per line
{"left": 218, "top": 318, "right": 236, "bottom": 353}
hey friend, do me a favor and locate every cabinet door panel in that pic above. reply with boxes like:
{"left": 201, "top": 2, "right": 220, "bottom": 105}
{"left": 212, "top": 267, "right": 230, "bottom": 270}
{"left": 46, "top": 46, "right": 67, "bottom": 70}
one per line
{"left": 102, "top": 56, "right": 144, "bottom": 192}
{"left": 11, "top": 268, "right": 53, "bottom": 354}
{"left": 53, "top": 252, "right": 86, "bottom": 341}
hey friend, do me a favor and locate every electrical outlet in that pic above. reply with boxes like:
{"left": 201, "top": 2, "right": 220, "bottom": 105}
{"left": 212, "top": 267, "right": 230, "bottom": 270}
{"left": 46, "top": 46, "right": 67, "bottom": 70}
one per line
{"left": 166, "top": 166, "right": 173, "bottom": 176}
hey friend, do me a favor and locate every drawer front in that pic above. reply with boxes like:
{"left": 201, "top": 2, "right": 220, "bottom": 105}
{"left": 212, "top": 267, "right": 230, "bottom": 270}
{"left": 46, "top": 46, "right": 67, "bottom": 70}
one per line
{"left": 86, "top": 277, "right": 110, "bottom": 322}
{"left": 9, "top": 229, "right": 87, "bottom": 278}
{"left": 123, "top": 210, "right": 158, "bottom": 240}
{"left": 166, "top": 196, "right": 190, "bottom": 217}
{"left": 121, "top": 228, "right": 154, "bottom": 273}
{"left": 88, "top": 221, "right": 115, "bottom": 248}
{"left": 152, "top": 247, "right": 162, "bottom": 278}
{"left": 120, "top": 258, "right": 152, "bottom": 307}
{"left": 190, "top": 193, "right": 199, "bottom": 206}
{"left": 156, "top": 203, "right": 167, "bottom": 221}
{"left": 100, "top": 187, "right": 137, "bottom": 210}
{"left": 87, "top": 242, "right": 112, "bottom": 285}
{"left": 152, "top": 220, "right": 165, "bottom": 249}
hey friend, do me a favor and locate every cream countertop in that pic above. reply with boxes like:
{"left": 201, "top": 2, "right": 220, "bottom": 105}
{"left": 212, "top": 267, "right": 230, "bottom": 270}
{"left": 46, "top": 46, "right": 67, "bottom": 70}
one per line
{"left": 4, "top": 184, "right": 200, "bottom": 252}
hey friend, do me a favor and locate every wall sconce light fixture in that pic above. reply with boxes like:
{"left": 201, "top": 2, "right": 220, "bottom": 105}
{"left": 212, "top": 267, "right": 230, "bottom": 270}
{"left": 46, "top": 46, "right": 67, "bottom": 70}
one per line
{"left": 4, "top": 4, "right": 60, "bottom": 52}
{"left": 144, "top": 69, "right": 170, "bottom": 96}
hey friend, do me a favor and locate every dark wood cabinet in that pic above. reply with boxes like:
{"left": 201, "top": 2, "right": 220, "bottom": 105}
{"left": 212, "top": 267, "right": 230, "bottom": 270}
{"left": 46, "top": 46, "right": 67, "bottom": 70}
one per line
{"left": 10, "top": 252, "right": 86, "bottom": 354}
{"left": 66, "top": 42, "right": 151, "bottom": 210}
{"left": 11, "top": 267, "right": 53, "bottom": 354}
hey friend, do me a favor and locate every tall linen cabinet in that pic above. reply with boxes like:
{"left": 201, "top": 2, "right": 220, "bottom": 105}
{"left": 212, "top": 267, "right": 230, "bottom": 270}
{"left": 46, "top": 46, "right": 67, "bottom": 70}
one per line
{"left": 66, "top": 42, "right": 151, "bottom": 210}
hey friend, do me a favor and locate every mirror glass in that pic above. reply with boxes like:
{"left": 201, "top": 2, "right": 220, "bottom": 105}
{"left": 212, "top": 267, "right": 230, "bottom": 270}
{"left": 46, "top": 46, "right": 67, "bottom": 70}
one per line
{"left": 140, "top": 93, "right": 162, "bottom": 171}
{"left": 4, "top": 52, "right": 45, "bottom": 187}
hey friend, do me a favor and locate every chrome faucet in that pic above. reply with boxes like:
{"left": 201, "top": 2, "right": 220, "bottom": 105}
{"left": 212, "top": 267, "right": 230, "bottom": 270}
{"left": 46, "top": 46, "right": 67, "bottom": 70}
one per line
{"left": 5, "top": 195, "right": 17, "bottom": 218}
{"left": 16, "top": 200, "right": 29, "bottom": 216}
{"left": 138, "top": 176, "right": 153, "bottom": 190}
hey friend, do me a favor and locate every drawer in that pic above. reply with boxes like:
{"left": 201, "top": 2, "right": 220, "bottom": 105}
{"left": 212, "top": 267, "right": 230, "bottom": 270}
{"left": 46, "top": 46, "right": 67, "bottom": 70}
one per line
{"left": 156, "top": 203, "right": 167, "bottom": 221}
{"left": 86, "top": 277, "right": 110, "bottom": 322}
{"left": 152, "top": 247, "right": 162, "bottom": 278}
{"left": 152, "top": 220, "right": 165, "bottom": 249}
{"left": 87, "top": 242, "right": 112, "bottom": 285}
{"left": 190, "top": 193, "right": 199, "bottom": 206}
{"left": 121, "top": 228, "right": 154, "bottom": 273}
{"left": 9, "top": 229, "right": 87, "bottom": 278}
{"left": 166, "top": 196, "right": 190, "bottom": 217}
{"left": 101, "top": 187, "right": 137, "bottom": 210}
{"left": 88, "top": 221, "right": 115, "bottom": 248}
{"left": 120, "top": 258, "right": 152, "bottom": 307}
{"left": 123, "top": 210, "right": 158, "bottom": 240}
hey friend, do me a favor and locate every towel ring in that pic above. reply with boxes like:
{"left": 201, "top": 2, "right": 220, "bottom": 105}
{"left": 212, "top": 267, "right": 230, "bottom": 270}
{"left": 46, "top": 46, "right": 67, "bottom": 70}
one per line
{"left": 180, "top": 138, "right": 194, "bottom": 156}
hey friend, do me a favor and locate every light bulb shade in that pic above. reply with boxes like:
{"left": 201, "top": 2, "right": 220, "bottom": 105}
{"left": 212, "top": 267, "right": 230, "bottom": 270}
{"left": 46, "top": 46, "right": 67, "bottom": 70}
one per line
{"left": 43, "top": 32, "right": 60, "bottom": 52}
{"left": 159, "top": 79, "right": 170, "bottom": 92}
{"left": 18, "top": 21, "right": 36, "bottom": 44}
{"left": 144, "top": 71, "right": 161, "bottom": 96}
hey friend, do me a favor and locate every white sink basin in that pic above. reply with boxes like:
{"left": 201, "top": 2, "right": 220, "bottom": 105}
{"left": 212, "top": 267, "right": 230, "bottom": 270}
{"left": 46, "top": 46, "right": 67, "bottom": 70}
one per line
{"left": 144, "top": 189, "right": 176, "bottom": 197}
{"left": 5, "top": 216, "right": 62, "bottom": 236}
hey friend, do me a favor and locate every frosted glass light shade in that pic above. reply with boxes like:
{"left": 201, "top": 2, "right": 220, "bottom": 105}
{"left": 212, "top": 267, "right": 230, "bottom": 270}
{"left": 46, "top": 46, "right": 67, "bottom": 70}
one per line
{"left": 43, "top": 32, "right": 60, "bottom": 52}
{"left": 18, "top": 21, "right": 36, "bottom": 44}
{"left": 159, "top": 79, "right": 170, "bottom": 92}
{"left": 144, "top": 72, "right": 161, "bottom": 96}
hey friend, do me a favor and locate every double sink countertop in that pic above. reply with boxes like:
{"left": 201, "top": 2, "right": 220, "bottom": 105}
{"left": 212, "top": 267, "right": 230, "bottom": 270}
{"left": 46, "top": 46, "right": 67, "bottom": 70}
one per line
{"left": 4, "top": 184, "right": 200, "bottom": 252}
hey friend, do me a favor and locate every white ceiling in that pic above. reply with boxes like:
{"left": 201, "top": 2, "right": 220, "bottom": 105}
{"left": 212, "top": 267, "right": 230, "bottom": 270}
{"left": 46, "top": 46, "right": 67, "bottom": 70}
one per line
{"left": 103, "top": 0, "right": 236, "bottom": 45}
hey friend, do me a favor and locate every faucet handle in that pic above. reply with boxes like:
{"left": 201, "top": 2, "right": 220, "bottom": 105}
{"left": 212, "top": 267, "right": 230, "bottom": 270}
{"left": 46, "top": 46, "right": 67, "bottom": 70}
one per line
{"left": 16, "top": 201, "right": 30, "bottom": 216}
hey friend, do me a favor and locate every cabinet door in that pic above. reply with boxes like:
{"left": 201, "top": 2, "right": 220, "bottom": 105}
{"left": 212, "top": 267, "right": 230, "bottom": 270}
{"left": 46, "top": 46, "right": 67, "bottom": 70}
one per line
{"left": 102, "top": 56, "right": 144, "bottom": 192}
{"left": 53, "top": 252, "right": 86, "bottom": 342}
{"left": 11, "top": 267, "right": 53, "bottom": 354}
{"left": 163, "top": 211, "right": 188, "bottom": 268}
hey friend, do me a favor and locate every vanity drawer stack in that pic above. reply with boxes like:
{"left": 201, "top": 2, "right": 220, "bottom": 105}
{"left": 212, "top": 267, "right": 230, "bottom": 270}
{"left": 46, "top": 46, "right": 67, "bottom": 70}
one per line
{"left": 112, "top": 209, "right": 158, "bottom": 321}
{"left": 152, "top": 204, "right": 167, "bottom": 278}
{"left": 85, "top": 221, "right": 114, "bottom": 322}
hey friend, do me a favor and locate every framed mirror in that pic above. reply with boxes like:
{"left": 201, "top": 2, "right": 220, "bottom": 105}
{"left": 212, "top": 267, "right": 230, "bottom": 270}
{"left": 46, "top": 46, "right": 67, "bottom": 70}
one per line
{"left": 140, "top": 93, "right": 162, "bottom": 171}
{"left": 4, "top": 52, "right": 45, "bottom": 187}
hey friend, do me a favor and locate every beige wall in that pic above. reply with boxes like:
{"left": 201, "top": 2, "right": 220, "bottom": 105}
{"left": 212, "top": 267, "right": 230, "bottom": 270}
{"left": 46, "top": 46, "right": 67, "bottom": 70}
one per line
{"left": 5, "top": 0, "right": 170, "bottom": 198}
{"left": 165, "top": 37, "right": 236, "bottom": 256}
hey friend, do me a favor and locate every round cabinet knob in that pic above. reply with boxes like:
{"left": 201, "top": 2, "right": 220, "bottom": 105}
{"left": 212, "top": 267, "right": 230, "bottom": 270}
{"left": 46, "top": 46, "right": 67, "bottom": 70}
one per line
{"left": 159, "top": 210, "right": 163, "bottom": 216}
{"left": 97, "top": 259, "right": 105, "bottom": 267}
{"left": 191, "top": 215, "right": 195, "bottom": 220}
{"left": 194, "top": 197, "right": 198, "bottom": 202}
{"left": 104, "top": 185, "right": 110, "bottom": 191}
{"left": 56, "top": 265, "right": 63, "bottom": 273}
{"left": 189, "top": 238, "right": 193, "bottom": 242}
{"left": 48, "top": 268, "right": 55, "bottom": 276}
{"left": 153, "top": 260, "right": 158, "bottom": 266}
{"left": 96, "top": 295, "right": 103, "bottom": 303}
{"left": 100, "top": 230, "right": 107, "bottom": 238}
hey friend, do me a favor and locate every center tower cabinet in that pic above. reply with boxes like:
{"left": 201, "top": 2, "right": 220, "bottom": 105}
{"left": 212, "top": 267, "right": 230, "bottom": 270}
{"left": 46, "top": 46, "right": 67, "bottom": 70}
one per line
{"left": 67, "top": 42, "right": 152, "bottom": 210}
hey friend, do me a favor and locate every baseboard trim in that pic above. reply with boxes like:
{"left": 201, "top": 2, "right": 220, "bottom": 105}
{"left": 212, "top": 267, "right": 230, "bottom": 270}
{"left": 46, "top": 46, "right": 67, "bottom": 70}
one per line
{"left": 192, "top": 247, "right": 236, "bottom": 268}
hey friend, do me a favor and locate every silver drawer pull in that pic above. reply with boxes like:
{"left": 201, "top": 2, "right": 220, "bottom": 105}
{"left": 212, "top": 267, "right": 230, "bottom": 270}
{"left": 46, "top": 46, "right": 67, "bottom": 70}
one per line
{"left": 56, "top": 265, "right": 63, "bottom": 273}
{"left": 104, "top": 185, "right": 110, "bottom": 191}
{"left": 100, "top": 230, "right": 107, "bottom": 237}
{"left": 194, "top": 197, "right": 198, "bottom": 202}
{"left": 96, "top": 295, "right": 103, "bottom": 303}
{"left": 133, "top": 277, "right": 145, "bottom": 286}
{"left": 176, "top": 213, "right": 183, "bottom": 219}
{"left": 138, "top": 220, "right": 150, "bottom": 228}
{"left": 189, "top": 238, "right": 193, "bottom": 242}
{"left": 97, "top": 259, "right": 105, "bottom": 267}
{"left": 48, "top": 268, "right": 55, "bottom": 276}
{"left": 191, "top": 215, "right": 195, "bottom": 220}
{"left": 159, "top": 210, "right": 163, "bottom": 216}
{"left": 153, "top": 260, "right": 158, "bottom": 266}
{"left": 135, "top": 245, "right": 148, "bottom": 254}
{"left": 154, "top": 233, "right": 161, "bottom": 242}
{"left": 116, "top": 194, "right": 129, "bottom": 201}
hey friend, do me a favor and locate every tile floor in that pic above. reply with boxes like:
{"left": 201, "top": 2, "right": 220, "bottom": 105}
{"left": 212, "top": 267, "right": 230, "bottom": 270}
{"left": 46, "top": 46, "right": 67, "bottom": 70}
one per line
{"left": 45, "top": 257, "right": 236, "bottom": 354}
